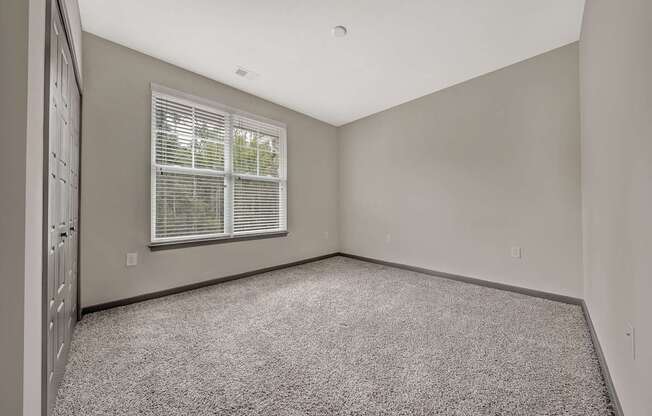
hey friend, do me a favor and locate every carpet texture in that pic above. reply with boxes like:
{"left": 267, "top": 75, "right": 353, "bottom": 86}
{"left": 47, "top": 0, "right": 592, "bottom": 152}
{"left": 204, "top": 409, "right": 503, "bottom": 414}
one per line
{"left": 54, "top": 257, "right": 612, "bottom": 415}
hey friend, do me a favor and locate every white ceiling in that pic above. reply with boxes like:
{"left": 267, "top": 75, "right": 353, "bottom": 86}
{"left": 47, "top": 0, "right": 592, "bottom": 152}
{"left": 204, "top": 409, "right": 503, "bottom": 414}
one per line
{"left": 79, "top": 0, "right": 585, "bottom": 126}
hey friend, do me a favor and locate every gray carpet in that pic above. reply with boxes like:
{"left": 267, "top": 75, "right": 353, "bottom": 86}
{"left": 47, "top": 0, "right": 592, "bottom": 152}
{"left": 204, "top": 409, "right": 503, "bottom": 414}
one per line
{"left": 54, "top": 257, "right": 612, "bottom": 415}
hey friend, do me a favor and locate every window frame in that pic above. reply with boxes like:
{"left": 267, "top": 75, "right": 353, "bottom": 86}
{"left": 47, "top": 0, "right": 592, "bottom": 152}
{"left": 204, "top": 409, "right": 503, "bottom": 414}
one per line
{"left": 150, "top": 84, "right": 287, "bottom": 246}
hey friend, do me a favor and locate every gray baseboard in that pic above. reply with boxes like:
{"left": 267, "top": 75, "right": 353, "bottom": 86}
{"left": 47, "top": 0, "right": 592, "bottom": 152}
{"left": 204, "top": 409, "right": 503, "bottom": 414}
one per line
{"left": 81, "top": 250, "right": 623, "bottom": 415}
{"left": 81, "top": 252, "right": 339, "bottom": 315}
{"left": 338, "top": 252, "right": 622, "bottom": 416}
{"left": 338, "top": 252, "right": 583, "bottom": 305}
{"left": 581, "top": 301, "right": 624, "bottom": 416}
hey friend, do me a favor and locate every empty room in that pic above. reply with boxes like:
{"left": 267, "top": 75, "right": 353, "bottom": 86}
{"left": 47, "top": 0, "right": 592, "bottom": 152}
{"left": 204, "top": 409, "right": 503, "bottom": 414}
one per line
{"left": 2, "top": 0, "right": 651, "bottom": 415}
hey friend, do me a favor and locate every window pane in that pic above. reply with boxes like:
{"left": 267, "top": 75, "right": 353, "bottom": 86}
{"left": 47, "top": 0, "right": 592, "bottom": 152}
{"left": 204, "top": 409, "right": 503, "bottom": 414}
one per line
{"left": 233, "top": 128, "right": 280, "bottom": 177}
{"left": 257, "top": 134, "right": 280, "bottom": 153}
{"left": 155, "top": 171, "right": 225, "bottom": 238}
{"left": 194, "top": 107, "right": 226, "bottom": 143}
{"left": 234, "top": 179, "right": 280, "bottom": 233}
{"left": 156, "top": 132, "right": 192, "bottom": 168}
{"left": 258, "top": 149, "right": 279, "bottom": 177}
{"left": 154, "top": 98, "right": 194, "bottom": 136}
{"left": 233, "top": 127, "right": 258, "bottom": 175}
{"left": 194, "top": 139, "right": 224, "bottom": 170}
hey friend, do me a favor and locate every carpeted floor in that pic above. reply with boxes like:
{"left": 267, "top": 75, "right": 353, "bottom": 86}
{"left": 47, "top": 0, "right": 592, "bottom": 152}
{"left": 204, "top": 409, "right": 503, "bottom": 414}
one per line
{"left": 53, "top": 256, "right": 613, "bottom": 415}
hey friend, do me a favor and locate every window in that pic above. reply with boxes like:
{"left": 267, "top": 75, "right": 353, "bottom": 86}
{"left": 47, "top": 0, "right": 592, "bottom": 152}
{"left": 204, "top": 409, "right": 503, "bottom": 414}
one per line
{"left": 151, "top": 85, "right": 287, "bottom": 244}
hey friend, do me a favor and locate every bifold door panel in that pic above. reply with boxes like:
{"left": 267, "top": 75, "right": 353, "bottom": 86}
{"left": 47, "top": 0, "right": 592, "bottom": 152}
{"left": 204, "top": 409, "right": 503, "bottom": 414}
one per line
{"left": 46, "top": 0, "right": 80, "bottom": 413}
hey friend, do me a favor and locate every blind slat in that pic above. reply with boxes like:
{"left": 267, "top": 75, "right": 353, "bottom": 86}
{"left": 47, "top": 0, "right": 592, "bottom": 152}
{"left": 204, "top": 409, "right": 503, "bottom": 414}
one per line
{"left": 233, "top": 179, "right": 281, "bottom": 233}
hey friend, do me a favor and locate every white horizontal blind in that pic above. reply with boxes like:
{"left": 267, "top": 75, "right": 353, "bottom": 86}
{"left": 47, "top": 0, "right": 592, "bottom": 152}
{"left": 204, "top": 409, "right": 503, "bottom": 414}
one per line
{"left": 151, "top": 88, "right": 287, "bottom": 242}
{"left": 232, "top": 115, "right": 286, "bottom": 234}
{"left": 155, "top": 172, "right": 225, "bottom": 238}
{"left": 152, "top": 95, "right": 228, "bottom": 240}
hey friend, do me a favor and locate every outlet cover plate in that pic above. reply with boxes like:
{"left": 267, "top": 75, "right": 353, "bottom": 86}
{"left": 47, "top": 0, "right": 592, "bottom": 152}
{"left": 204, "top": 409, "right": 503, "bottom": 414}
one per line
{"left": 626, "top": 323, "right": 635, "bottom": 360}
{"left": 126, "top": 252, "right": 138, "bottom": 267}
{"left": 511, "top": 247, "right": 522, "bottom": 258}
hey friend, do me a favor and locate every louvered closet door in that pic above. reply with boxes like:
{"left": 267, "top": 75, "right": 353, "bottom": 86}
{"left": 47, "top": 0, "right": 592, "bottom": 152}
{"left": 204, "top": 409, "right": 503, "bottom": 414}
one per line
{"left": 46, "top": 0, "right": 80, "bottom": 413}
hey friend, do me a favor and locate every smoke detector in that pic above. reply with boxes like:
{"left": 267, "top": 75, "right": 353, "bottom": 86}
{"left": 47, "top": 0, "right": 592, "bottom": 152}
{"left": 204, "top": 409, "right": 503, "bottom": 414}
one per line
{"left": 235, "top": 66, "right": 259, "bottom": 80}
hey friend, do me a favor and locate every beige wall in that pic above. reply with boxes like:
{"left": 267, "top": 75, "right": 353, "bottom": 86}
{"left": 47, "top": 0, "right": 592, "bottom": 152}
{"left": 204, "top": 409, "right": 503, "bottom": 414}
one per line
{"left": 580, "top": 1, "right": 652, "bottom": 415}
{"left": 80, "top": 33, "right": 339, "bottom": 307}
{"left": 338, "top": 43, "right": 583, "bottom": 298}
{"left": 0, "top": 0, "right": 46, "bottom": 415}
{"left": 24, "top": 1, "right": 46, "bottom": 415}
{"left": 0, "top": 1, "right": 29, "bottom": 414}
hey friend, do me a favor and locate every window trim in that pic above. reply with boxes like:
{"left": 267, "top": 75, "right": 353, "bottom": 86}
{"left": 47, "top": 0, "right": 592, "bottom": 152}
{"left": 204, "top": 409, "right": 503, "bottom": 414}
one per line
{"left": 148, "top": 231, "right": 289, "bottom": 251}
{"left": 150, "top": 83, "right": 288, "bottom": 245}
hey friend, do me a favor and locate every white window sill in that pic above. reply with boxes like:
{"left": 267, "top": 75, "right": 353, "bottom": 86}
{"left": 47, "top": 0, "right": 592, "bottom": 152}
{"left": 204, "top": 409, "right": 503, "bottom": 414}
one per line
{"left": 148, "top": 231, "right": 288, "bottom": 251}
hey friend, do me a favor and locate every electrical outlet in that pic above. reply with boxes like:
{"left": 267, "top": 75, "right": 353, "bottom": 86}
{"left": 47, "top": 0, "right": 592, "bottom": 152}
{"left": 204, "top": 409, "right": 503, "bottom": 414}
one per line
{"left": 511, "top": 247, "right": 522, "bottom": 259}
{"left": 385, "top": 233, "right": 392, "bottom": 244}
{"left": 126, "top": 252, "right": 138, "bottom": 267}
{"left": 625, "top": 323, "right": 636, "bottom": 360}
{"left": 324, "top": 231, "right": 329, "bottom": 240}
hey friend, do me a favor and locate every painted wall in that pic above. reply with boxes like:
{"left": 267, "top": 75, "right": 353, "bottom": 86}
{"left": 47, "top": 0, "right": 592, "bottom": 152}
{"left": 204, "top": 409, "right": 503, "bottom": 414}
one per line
{"left": 24, "top": 1, "right": 47, "bottom": 415}
{"left": 80, "top": 33, "right": 339, "bottom": 308}
{"left": 0, "top": 1, "right": 29, "bottom": 414}
{"left": 0, "top": 0, "right": 46, "bottom": 415}
{"left": 338, "top": 43, "right": 583, "bottom": 298}
{"left": 580, "top": 1, "right": 652, "bottom": 415}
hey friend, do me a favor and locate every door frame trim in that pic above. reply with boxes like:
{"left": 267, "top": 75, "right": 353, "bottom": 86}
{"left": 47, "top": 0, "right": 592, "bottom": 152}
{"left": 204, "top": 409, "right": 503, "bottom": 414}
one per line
{"left": 40, "top": 2, "right": 52, "bottom": 414}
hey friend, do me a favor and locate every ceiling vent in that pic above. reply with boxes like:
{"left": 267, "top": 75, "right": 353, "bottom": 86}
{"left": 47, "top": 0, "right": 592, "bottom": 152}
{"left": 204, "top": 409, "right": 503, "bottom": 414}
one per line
{"left": 235, "top": 66, "right": 259, "bottom": 80}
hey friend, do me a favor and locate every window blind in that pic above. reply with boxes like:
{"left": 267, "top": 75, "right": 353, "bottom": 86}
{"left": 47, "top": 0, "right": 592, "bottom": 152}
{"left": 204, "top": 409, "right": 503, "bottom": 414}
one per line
{"left": 232, "top": 115, "right": 285, "bottom": 234}
{"left": 151, "top": 88, "right": 287, "bottom": 243}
